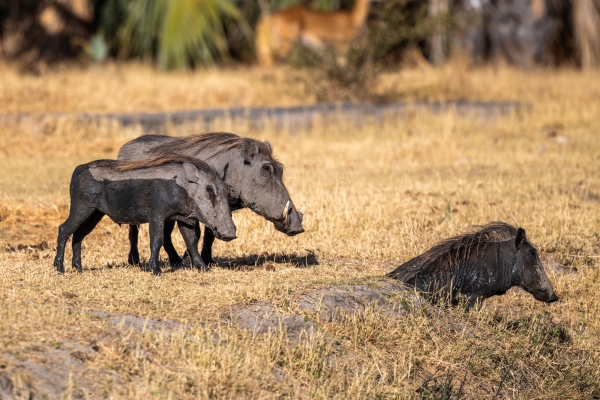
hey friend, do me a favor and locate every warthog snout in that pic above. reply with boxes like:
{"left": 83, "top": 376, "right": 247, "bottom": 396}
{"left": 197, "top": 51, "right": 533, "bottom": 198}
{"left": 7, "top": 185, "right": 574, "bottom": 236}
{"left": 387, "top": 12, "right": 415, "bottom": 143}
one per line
{"left": 283, "top": 202, "right": 304, "bottom": 236}
{"left": 286, "top": 224, "right": 304, "bottom": 236}
{"left": 212, "top": 225, "right": 237, "bottom": 242}
{"left": 531, "top": 289, "right": 559, "bottom": 303}
{"left": 273, "top": 204, "right": 304, "bottom": 236}
{"left": 215, "top": 231, "right": 237, "bottom": 242}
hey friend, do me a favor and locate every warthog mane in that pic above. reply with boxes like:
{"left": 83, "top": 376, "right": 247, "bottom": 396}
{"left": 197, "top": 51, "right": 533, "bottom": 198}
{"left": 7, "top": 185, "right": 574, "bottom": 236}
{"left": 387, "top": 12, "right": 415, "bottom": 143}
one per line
{"left": 388, "top": 222, "right": 520, "bottom": 282}
{"left": 144, "top": 132, "right": 275, "bottom": 161}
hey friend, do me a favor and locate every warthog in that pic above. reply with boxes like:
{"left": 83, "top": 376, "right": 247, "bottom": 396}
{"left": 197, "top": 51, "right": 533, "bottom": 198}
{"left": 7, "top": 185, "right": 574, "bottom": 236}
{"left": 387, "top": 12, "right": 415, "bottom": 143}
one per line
{"left": 387, "top": 222, "right": 559, "bottom": 309}
{"left": 53, "top": 156, "right": 236, "bottom": 276}
{"left": 118, "top": 132, "right": 304, "bottom": 265}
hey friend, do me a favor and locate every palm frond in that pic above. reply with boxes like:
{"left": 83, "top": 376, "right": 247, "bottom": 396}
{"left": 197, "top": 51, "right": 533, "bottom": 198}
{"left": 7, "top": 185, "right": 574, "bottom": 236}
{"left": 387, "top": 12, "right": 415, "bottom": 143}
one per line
{"left": 104, "top": 0, "right": 250, "bottom": 69}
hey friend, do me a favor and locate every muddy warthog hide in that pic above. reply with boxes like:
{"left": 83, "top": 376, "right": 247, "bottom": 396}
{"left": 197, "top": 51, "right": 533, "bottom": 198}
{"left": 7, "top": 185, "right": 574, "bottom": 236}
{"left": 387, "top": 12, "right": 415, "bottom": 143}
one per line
{"left": 53, "top": 156, "right": 236, "bottom": 275}
{"left": 387, "top": 222, "right": 558, "bottom": 309}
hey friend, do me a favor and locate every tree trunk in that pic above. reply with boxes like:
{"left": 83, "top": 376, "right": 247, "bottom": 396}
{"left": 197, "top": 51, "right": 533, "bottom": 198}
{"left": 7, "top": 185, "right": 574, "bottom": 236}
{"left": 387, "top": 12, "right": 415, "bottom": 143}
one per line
{"left": 428, "top": 0, "right": 449, "bottom": 65}
{"left": 573, "top": 0, "right": 600, "bottom": 69}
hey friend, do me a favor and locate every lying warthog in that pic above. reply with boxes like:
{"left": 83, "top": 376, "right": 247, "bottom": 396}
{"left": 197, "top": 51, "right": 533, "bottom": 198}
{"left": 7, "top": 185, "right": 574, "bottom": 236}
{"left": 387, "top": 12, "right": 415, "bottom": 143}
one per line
{"left": 387, "top": 222, "right": 559, "bottom": 309}
{"left": 53, "top": 156, "right": 236, "bottom": 275}
{"left": 118, "top": 132, "right": 304, "bottom": 265}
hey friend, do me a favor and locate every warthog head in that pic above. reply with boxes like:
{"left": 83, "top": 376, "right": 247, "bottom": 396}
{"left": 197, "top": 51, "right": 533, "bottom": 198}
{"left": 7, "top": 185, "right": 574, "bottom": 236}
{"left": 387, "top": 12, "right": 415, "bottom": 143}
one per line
{"left": 512, "top": 228, "right": 559, "bottom": 303}
{"left": 233, "top": 139, "right": 304, "bottom": 236}
{"left": 183, "top": 162, "right": 237, "bottom": 241}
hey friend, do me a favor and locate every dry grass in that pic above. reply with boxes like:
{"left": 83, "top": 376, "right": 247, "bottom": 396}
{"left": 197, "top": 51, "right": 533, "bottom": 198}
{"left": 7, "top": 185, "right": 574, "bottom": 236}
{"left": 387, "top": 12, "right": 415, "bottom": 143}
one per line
{"left": 2, "top": 60, "right": 600, "bottom": 112}
{"left": 0, "top": 62, "right": 599, "bottom": 398}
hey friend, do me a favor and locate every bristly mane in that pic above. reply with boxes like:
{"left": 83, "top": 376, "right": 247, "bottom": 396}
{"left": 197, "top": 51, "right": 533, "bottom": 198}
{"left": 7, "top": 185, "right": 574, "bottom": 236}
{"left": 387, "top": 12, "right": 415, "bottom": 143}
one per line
{"left": 145, "top": 132, "right": 275, "bottom": 160}
{"left": 114, "top": 154, "right": 216, "bottom": 175}
{"left": 387, "top": 222, "right": 519, "bottom": 282}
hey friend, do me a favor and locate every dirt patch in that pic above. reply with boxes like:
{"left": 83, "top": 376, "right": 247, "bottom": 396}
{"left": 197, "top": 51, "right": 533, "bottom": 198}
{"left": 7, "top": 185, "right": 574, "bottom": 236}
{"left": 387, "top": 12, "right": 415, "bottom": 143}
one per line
{"left": 229, "top": 302, "right": 318, "bottom": 341}
{"left": 542, "top": 254, "right": 579, "bottom": 276}
{"left": 0, "top": 372, "right": 27, "bottom": 400}
{"left": 227, "top": 281, "right": 421, "bottom": 340}
{"left": 0, "top": 340, "right": 120, "bottom": 399}
{"left": 0, "top": 310, "right": 185, "bottom": 399}
{"left": 295, "top": 281, "right": 419, "bottom": 321}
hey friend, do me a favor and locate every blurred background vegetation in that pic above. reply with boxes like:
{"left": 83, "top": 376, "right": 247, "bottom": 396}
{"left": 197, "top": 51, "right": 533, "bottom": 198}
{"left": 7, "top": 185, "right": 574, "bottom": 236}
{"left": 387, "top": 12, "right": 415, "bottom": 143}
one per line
{"left": 0, "top": 0, "right": 599, "bottom": 75}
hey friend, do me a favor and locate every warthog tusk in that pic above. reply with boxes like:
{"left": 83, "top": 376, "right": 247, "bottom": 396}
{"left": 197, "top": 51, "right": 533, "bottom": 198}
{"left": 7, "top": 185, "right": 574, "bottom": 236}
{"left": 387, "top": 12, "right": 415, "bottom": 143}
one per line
{"left": 282, "top": 201, "right": 290, "bottom": 224}
{"left": 300, "top": 201, "right": 306, "bottom": 214}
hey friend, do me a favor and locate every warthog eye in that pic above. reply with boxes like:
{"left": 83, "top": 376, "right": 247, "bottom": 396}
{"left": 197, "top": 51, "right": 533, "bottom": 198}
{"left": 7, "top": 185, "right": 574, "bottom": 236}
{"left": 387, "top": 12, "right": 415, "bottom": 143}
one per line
{"left": 261, "top": 163, "right": 273, "bottom": 178}
{"left": 526, "top": 248, "right": 537, "bottom": 258}
{"left": 206, "top": 184, "right": 217, "bottom": 204}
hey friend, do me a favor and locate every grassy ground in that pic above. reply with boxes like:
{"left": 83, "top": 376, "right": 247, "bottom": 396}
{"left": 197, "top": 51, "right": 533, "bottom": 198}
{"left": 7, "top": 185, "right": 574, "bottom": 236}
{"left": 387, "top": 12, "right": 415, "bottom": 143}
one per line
{"left": 0, "top": 62, "right": 599, "bottom": 398}
{"left": 2, "top": 60, "right": 599, "bottom": 112}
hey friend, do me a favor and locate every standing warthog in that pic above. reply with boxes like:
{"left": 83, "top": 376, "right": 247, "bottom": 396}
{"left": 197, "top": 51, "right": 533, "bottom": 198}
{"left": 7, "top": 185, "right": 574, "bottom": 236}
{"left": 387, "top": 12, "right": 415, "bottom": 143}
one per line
{"left": 387, "top": 222, "right": 559, "bottom": 309}
{"left": 53, "top": 156, "right": 236, "bottom": 276}
{"left": 118, "top": 132, "right": 304, "bottom": 266}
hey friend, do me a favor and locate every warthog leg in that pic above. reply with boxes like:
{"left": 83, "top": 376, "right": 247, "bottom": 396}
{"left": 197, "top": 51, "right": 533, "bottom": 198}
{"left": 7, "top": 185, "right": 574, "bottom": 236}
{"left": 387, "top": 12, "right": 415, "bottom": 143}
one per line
{"left": 54, "top": 206, "right": 99, "bottom": 274}
{"left": 127, "top": 225, "right": 140, "bottom": 265}
{"left": 128, "top": 222, "right": 183, "bottom": 267}
{"left": 466, "top": 290, "right": 489, "bottom": 310}
{"left": 178, "top": 222, "right": 208, "bottom": 271}
{"left": 71, "top": 210, "right": 105, "bottom": 273}
{"left": 148, "top": 218, "right": 165, "bottom": 276}
{"left": 163, "top": 220, "right": 183, "bottom": 266}
{"left": 200, "top": 226, "right": 216, "bottom": 265}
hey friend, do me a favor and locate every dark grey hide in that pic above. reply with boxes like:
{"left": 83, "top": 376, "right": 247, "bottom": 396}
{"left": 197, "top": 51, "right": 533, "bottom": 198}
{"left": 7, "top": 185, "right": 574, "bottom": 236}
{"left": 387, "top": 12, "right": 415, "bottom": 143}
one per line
{"left": 53, "top": 158, "right": 236, "bottom": 276}
{"left": 117, "top": 132, "right": 304, "bottom": 265}
{"left": 387, "top": 223, "right": 558, "bottom": 309}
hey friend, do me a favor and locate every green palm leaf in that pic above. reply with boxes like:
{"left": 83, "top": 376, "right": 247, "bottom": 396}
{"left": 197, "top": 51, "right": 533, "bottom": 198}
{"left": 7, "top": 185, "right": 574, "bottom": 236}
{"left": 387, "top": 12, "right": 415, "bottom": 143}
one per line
{"left": 109, "top": 0, "right": 250, "bottom": 69}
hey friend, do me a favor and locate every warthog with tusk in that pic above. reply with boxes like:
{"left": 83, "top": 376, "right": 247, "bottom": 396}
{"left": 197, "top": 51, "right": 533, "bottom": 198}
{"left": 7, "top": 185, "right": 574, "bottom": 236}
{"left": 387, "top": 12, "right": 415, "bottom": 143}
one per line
{"left": 387, "top": 222, "right": 559, "bottom": 309}
{"left": 118, "top": 132, "right": 304, "bottom": 266}
{"left": 53, "top": 156, "right": 236, "bottom": 276}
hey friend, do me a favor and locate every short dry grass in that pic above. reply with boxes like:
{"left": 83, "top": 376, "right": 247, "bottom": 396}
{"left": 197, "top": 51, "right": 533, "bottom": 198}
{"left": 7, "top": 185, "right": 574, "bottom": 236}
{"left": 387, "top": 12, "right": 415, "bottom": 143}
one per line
{"left": 0, "top": 62, "right": 599, "bottom": 398}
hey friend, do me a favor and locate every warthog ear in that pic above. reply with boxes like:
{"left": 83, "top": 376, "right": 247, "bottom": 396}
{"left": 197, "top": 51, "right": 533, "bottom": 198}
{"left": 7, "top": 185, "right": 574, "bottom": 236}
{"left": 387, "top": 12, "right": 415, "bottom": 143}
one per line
{"left": 241, "top": 138, "right": 259, "bottom": 164}
{"left": 263, "top": 141, "right": 272, "bottom": 155}
{"left": 515, "top": 228, "right": 526, "bottom": 249}
{"left": 182, "top": 162, "right": 201, "bottom": 184}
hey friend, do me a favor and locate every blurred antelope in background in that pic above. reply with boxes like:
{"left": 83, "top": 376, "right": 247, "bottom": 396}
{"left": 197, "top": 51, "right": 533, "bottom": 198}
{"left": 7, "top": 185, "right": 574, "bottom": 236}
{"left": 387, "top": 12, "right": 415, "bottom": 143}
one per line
{"left": 255, "top": 0, "right": 372, "bottom": 66}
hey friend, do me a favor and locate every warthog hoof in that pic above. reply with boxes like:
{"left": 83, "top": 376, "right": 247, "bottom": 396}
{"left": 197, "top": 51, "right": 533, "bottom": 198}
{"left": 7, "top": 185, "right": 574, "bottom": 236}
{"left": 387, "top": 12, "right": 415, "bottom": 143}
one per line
{"left": 128, "top": 252, "right": 140, "bottom": 265}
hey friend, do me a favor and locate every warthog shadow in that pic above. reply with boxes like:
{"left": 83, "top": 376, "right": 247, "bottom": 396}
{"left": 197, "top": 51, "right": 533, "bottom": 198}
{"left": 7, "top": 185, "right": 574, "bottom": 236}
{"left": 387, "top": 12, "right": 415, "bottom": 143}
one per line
{"left": 86, "top": 252, "right": 319, "bottom": 273}
{"left": 212, "top": 251, "right": 319, "bottom": 271}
